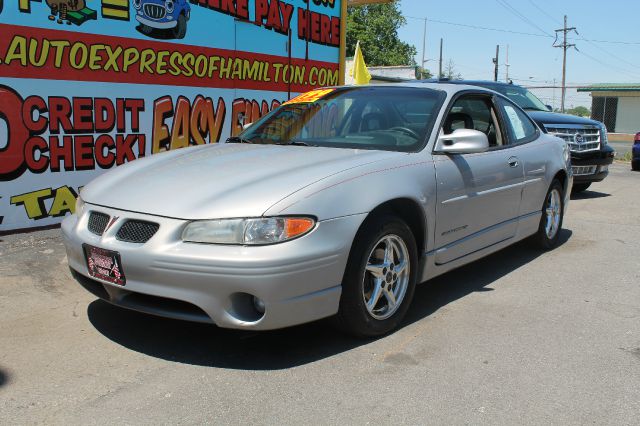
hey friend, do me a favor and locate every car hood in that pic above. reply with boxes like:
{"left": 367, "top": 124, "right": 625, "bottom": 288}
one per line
{"left": 528, "top": 110, "right": 602, "bottom": 127}
{"left": 81, "top": 143, "right": 398, "bottom": 219}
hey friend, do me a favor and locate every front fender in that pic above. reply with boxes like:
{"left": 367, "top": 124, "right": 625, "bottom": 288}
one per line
{"left": 263, "top": 152, "right": 437, "bottom": 249}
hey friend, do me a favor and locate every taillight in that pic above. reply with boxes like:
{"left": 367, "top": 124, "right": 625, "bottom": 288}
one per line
{"left": 635, "top": 132, "right": 640, "bottom": 145}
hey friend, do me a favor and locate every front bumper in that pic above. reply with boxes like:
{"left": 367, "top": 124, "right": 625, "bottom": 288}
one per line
{"left": 62, "top": 204, "right": 365, "bottom": 330}
{"left": 570, "top": 145, "right": 615, "bottom": 183}
{"left": 136, "top": 15, "right": 177, "bottom": 29}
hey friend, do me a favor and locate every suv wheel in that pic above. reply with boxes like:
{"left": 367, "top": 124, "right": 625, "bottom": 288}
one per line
{"left": 571, "top": 182, "right": 591, "bottom": 194}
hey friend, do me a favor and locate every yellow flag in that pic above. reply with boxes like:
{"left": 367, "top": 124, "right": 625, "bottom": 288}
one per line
{"left": 350, "top": 41, "right": 371, "bottom": 85}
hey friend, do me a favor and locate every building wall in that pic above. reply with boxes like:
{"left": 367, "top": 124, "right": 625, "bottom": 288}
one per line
{"left": 0, "top": 1, "right": 344, "bottom": 232}
{"left": 616, "top": 97, "right": 640, "bottom": 134}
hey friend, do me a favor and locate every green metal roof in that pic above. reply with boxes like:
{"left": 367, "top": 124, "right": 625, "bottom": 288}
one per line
{"left": 577, "top": 83, "right": 640, "bottom": 92}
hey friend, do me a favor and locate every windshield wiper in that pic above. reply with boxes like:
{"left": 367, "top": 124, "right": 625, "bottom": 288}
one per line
{"left": 226, "top": 136, "right": 253, "bottom": 144}
{"left": 522, "top": 107, "right": 545, "bottom": 111}
{"left": 275, "top": 140, "right": 318, "bottom": 147}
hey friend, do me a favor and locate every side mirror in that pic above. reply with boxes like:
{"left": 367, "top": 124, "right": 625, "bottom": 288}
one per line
{"left": 546, "top": 105, "right": 553, "bottom": 111}
{"left": 436, "top": 129, "right": 489, "bottom": 154}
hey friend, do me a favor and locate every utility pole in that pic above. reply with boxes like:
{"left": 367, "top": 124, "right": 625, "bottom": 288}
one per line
{"left": 492, "top": 45, "right": 499, "bottom": 82}
{"left": 505, "top": 45, "right": 510, "bottom": 82}
{"left": 421, "top": 18, "right": 427, "bottom": 79}
{"left": 439, "top": 38, "right": 443, "bottom": 79}
{"left": 554, "top": 15, "right": 576, "bottom": 113}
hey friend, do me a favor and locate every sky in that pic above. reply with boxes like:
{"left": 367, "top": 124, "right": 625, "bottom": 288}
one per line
{"left": 395, "top": 0, "right": 640, "bottom": 109}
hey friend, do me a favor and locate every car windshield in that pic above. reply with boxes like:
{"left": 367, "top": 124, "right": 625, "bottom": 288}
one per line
{"left": 236, "top": 87, "right": 446, "bottom": 152}
{"left": 487, "top": 84, "right": 548, "bottom": 111}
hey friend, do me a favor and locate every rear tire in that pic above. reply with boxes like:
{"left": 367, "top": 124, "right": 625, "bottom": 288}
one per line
{"left": 571, "top": 182, "right": 591, "bottom": 194}
{"left": 336, "top": 216, "right": 418, "bottom": 338}
{"left": 532, "top": 179, "right": 564, "bottom": 250}
{"left": 632, "top": 161, "right": 639, "bottom": 171}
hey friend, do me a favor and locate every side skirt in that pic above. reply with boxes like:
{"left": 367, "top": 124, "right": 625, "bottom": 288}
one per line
{"left": 418, "top": 210, "right": 542, "bottom": 283}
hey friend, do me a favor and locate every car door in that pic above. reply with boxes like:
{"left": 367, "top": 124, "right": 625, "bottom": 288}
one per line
{"left": 433, "top": 93, "right": 524, "bottom": 265}
{"left": 495, "top": 97, "right": 549, "bottom": 232}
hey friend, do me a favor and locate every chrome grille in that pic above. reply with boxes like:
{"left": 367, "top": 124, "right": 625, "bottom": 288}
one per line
{"left": 116, "top": 220, "right": 159, "bottom": 243}
{"left": 572, "top": 165, "right": 597, "bottom": 176}
{"left": 88, "top": 212, "right": 110, "bottom": 236}
{"left": 144, "top": 4, "right": 166, "bottom": 19}
{"left": 545, "top": 125, "right": 600, "bottom": 152}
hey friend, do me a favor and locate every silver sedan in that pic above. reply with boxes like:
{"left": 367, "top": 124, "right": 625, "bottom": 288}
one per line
{"left": 62, "top": 83, "right": 572, "bottom": 337}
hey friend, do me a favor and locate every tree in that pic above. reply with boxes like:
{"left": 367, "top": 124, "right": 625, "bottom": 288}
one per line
{"left": 416, "top": 66, "right": 433, "bottom": 80}
{"left": 565, "top": 106, "right": 590, "bottom": 117}
{"left": 346, "top": 3, "right": 417, "bottom": 67}
{"left": 442, "top": 59, "right": 462, "bottom": 80}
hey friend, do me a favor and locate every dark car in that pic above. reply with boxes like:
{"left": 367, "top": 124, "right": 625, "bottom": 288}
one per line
{"left": 422, "top": 80, "right": 615, "bottom": 193}
{"left": 633, "top": 133, "right": 640, "bottom": 171}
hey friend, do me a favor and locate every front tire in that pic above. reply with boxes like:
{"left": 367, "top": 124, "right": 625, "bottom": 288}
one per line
{"left": 173, "top": 14, "right": 187, "bottom": 39}
{"left": 532, "top": 179, "right": 564, "bottom": 250}
{"left": 336, "top": 216, "right": 418, "bottom": 337}
{"left": 632, "top": 161, "right": 639, "bottom": 171}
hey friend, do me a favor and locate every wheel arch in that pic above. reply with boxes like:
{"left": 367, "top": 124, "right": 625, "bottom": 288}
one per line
{"left": 359, "top": 198, "right": 427, "bottom": 258}
{"left": 553, "top": 169, "right": 568, "bottom": 194}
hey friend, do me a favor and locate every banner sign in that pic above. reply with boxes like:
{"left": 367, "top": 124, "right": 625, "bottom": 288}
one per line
{"left": 0, "top": 0, "right": 343, "bottom": 232}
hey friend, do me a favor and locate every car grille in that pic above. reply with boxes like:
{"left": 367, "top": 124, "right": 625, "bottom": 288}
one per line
{"left": 116, "top": 220, "right": 160, "bottom": 243}
{"left": 572, "top": 165, "right": 597, "bottom": 176}
{"left": 144, "top": 4, "right": 166, "bottom": 19}
{"left": 545, "top": 125, "right": 600, "bottom": 152}
{"left": 88, "top": 211, "right": 110, "bottom": 236}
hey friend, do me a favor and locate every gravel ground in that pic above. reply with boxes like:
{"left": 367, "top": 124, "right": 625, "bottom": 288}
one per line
{"left": 1, "top": 162, "right": 638, "bottom": 425}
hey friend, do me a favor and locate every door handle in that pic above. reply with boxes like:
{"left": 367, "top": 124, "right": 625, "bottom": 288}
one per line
{"left": 508, "top": 157, "right": 519, "bottom": 168}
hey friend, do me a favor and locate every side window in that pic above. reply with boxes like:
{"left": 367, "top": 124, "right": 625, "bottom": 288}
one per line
{"left": 498, "top": 99, "right": 538, "bottom": 144}
{"left": 443, "top": 95, "right": 504, "bottom": 148}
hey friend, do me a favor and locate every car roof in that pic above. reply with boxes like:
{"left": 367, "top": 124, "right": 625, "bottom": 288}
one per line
{"left": 339, "top": 82, "right": 500, "bottom": 96}
{"left": 418, "top": 78, "right": 523, "bottom": 89}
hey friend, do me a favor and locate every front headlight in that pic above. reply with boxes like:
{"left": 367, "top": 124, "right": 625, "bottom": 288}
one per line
{"left": 182, "top": 217, "right": 316, "bottom": 245}
{"left": 600, "top": 124, "right": 609, "bottom": 146}
{"left": 165, "top": 0, "right": 174, "bottom": 13}
{"left": 133, "top": 0, "right": 142, "bottom": 10}
{"left": 75, "top": 196, "right": 85, "bottom": 216}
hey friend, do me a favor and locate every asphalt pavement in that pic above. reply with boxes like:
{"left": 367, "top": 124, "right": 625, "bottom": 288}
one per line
{"left": 1, "top": 162, "right": 638, "bottom": 425}
{"left": 610, "top": 140, "right": 632, "bottom": 156}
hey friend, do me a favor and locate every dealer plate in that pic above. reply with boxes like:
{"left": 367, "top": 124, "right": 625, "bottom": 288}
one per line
{"left": 83, "top": 244, "right": 126, "bottom": 286}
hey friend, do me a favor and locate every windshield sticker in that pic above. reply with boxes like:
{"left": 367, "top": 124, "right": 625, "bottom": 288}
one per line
{"left": 284, "top": 89, "right": 336, "bottom": 105}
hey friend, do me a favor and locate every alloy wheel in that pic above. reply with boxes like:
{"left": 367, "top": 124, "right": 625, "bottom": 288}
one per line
{"left": 362, "top": 235, "right": 410, "bottom": 320}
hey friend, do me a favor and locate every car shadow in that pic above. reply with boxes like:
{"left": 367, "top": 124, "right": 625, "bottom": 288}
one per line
{"left": 0, "top": 368, "right": 9, "bottom": 387}
{"left": 570, "top": 190, "right": 610, "bottom": 200}
{"left": 88, "top": 229, "right": 572, "bottom": 370}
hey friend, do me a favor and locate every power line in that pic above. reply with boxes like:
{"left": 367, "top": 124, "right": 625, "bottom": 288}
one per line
{"left": 494, "top": 0, "right": 553, "bottom": 37}
{"left": 405, "top": 14, "right": 640, "bottom": 84}
{"left": 405, "top": 16, "right": 640, "bottom": 46}
{"left": 527, "top": 0, "right": 562, "bottom": 25}
{"left": 574, "top": 33, "right": 640, "bottom": 71}
{"left": 405, "top": 16, "right": 554, "bottom": 39}
{"left": 568, "top": 37, "right": 640, "bottom": 46}
{"left": 574, "top": 48, "right": 640, "bottom": 80}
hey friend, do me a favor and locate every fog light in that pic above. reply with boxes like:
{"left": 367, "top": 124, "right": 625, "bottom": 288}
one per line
{"left": 252, "top": 296, "right": 265, "bottom": 314}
